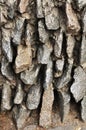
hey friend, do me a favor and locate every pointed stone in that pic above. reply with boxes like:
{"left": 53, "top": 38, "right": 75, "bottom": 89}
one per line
{"left": 15, "top": 44, "right": 32, "bottom": 73}
{"left": 14, "top": 81, "right": 24, "bottom": 104}
{"left": 66, "top": 2, "right": 80, "bottom": 34}
{"left": 71, "top": 66, "right": 86, "bottom": 102}
{"left": 21, "top": 65, "right": 40, "bottom": 85}
{"left": 81, "top": 96, "right": 86, "bottom": 121}
{"left": 1, "top": 82, "right": 12, "bottom": 110}
{"left": 26, "top": 83, "right": 42, "bottom": 110}
{"left": 18, "top": 0, "right": 28, "bottom": 13}
{"left": 2, "top": 28, "right": 13, "bottom": 62}
{"left": 39, "top": 84, "right": 54, "bottom": 128}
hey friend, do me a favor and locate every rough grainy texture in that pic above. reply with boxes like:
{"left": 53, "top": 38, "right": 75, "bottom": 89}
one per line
{"left": 1, "top": 0, "right": 86, "bottom": 130}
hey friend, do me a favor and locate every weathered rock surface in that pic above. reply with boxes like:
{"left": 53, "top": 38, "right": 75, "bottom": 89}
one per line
{"left": 66, "top": 2, "right": 80, "bottom": 34}
{"left": 1, "top": 82, "right": 12, "bottom": 110}
{"left": 37, "top": 42, "right": 53, "bottom": 64}
{"left": 75, "top": 0, "right": 86, "bottom": 9}
{"left": 26, "top": 83, "right": 42, "bottom": 110}
{"left": 16, "top": 105, "right": 31, "bottom": 130}
{"left": 2, "top": 28, "right": 13, "bottom": 62}
{"left": 71, "top": 66, "right": 86, "bottom": 102}
{"left": 37, "top": 0, "right": 44, "bottom": 18}
{"left": 18, "top": 0, "right": 28, "bottom": 13}
{"left": 81, "top": 96, "right": 86, "bottom": 121}
{"left": 21, "top": 65, "right": 40, "bottom": 85}
{"left": 14, "top": 81, "right": 24, "bottom": 104}
{"left": 15, "top": 44, "right": 32, "bottom": 73}
{"left": 83, "top": 11, "right": 86, "bottom": 33}
{"left": 39, "top": 84, "right": 54, "bottom": 128}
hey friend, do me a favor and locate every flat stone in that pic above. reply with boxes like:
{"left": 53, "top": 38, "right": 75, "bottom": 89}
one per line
{"left": 39, "top": 84, "right": 54, "bottom": 128}
{"left": 12, "top": 17, "right": 25, "bottom": 45}
{"left": 37, "top": 0, "right": 44, "bottom": 18}
{"left": 26, "top": 83, "right": 42, "bottom": 110}
{"left": 16, "top": 105, "right": 31, "bottom": 130}
{"left": 81, "top": 96, "right": 86, "bottom": 121}
{"left": 66, "top": 2, "right": 80, "bottom": 34}
{"left": 2, "top": 28, "right": 13, "bottom": 62}
{"left": 80, "top": 34, "right": 86, "bottom": 70}
{"left": 1, "top": 82, "right": 12, "bottom": 110}
{"left": 18, "top": 0, "right": 28, "bottom": 13}
{"left": 67, "top": 34, "right": 75, "bottom": 59}
{"left": 14, "top": 81, "right": 24, "bottom": 104}
{"left": 58, "top": 90, "right": 70, "bottom": 122}
{"left": 1, "top": 57, "right": 15, "bottom": 82}
{"left": 37, "top": 42, "right": 53, "bottom": 64}
{"left": 54, "top": 30, "right": 63, "bottom": 58}
{"left": 38, "top": 20, "right": 49, "bottom": 43}
{"left": 54, "top": 57, "right": 64, "bottom": 78}
{"left": 21, "top": 65, "right": 40, "bottom": 85}
{"left": 15, "top": 44, "right": 32, "bottom": 73}
{"left": 71, "top": 66, "right": 86, "bottom": 102}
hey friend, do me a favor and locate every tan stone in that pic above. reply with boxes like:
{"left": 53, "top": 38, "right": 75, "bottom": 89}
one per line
{"left": 66, "top": 2, "right": 80, "bottom": 34}
{"left": 19, "top": 0, "right": 29, "bottom": 13}
{"left": 39, "top": 84, "right": 54, "bottom": 128}
{"left": 15, "top": 44, "right": 32, "bottom": 73}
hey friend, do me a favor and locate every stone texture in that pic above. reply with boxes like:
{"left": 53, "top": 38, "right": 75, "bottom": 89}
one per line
{"left": 1, "top": 57, "right": 15, "bottom": 82}
{"left": 26, "top": 83, "right": 42, "bottom": 110}
{"left": 81, "top": 96, "right": 86, "bottom": 121}
{"left": 37, "top": 0, "right": 44, "bottom": 18}
{"left": 37, "top": 42, "right": 53, "bottom": 64}
{"left": 21, "top": 65, "right": 40, "bottom": 85}
{"left": 58, "top": 90, "right": 70, "bottom": 122}
{"left": 83, "top": 11, "right": 86, "bottom": 33}
{"left": 75, "top": 0, "right": 86, "bottom": 9}
{"left": 2, "top": 28, "right": 13, "bottom": 62}
{"left": 1, "top": 6, "right": 7, "bottom": 24}
{"left": 12, "top": 17, "right": 25, "bottom": 45}
{"left": 38, "top": 20, "right": 49, "bottom": 43}
{"left": 14, "top": 81, "right": 24, "bottom": 104}
{"left": 53, "top": 30, "right": 63, "bottom": 58}
{"left": 54, "top": 57, "right": 64, "bottom": 78}
{"left": 1, "top": 82, "right": 12, "bottom": 110}
{"left": 18, "top": 0, "right": 28, "bottom": 13}
{"left": 39, "top": 84, "right": 54, "bottom": 128}
{"left": 66, "top": 2, "right": 80, "bottom": 34}
{"left": 15, "top": 44, "right": 32, "bottom": 73}
{"left": 71, "top": 66, "right": 86, "bottom": 102}
{"left": 16, "top": 105, "right": 30, "bottom": 130}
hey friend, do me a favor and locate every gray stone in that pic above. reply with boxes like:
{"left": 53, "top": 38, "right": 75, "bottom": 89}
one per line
{"left": 1, "top": 6, "right": 7, "bottom": 24}
{"left": 2, "top": 28, "right": 13, "bottom": 62}
{"left": 1, "top": 57, "right": 15, "bottom": 82}
{"left": 75, "top": 0, "right": 86, "bottom": 9}
{"left": 26, "top": 83, "right": 42, "bottom": 110}
{"left": 44, "top": 59, "right": 53, "bottom": 89}
{"left": 58, "top": 90, "right": 70, "bottom": 122}
{"left": 37, "top": 42, "right": 53, "bottom": 64}
{"left": 55, "top": 63, "right": 73, "bottom": 89}
{"left": 16, "top": 105, "right": 30, "bottom": 130}
{"left": 54, "top": 30, "right": 63, "bottom": 58}
{"left": 83, "top": 11, "right": 86, "bottom": 33}
{"left": 14, "top": 81, "right": 24, "bottom": 104}
{"left": 81, "top": 96, "right": 86, "bottom": 121}
{"left": 80, "top": 34, "right": 86, "bottom": 70}
{"left": 1, "top": 82, "right": 12, "bottom": 110}
{"left": 12, "top": 17, "right": 25, "bottom": 45}
{"left": 37, "top": 0, "right": 44, "bottom": 18}
{"left": 55, "top": 57, "right": 64, "bottom": 78}
{"left": 38, "top": 20, "right": 49, "bottom": 43}
{"left": 71, "top": 66, "right": 86, "bottom": 102}
{"left": 21, "top": 65, "right": 40, "bottom": 85}
{"left": 39, "top": 84, "right": 54, "bottom": 128}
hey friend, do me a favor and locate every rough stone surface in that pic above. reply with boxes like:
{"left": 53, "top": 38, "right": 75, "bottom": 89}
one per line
{"left": 37, "top": 42, "right": 53, "bottom": 64}
{"left": 81, "top": 96, "right": 86, "bottom": 121}
{"left": 71, "top": 66, "right": 86, "bottom": 102}
{"left": 83, "top": 11, "right": 86, "bottom": 33}
{"left": 38, "top": 20, "right": 49, "bottom": 43}
{"left": 39, "top": 84, "right": 54, "bottom": 128}
{"left": 66, "top": 2, "right": 80, "bottom": 34}
{"left": 16, "top": 105, "right": 31, "bottom": 130}
{"left": 37, "top": 0, "right": 44, "bottom": 18}
{"left": 26, "top": 83, "right": 42, "bottom": 110}
{"left": 1, "top": 82, "right": 12, "bottom": 110}
{"left": 18, "top": 0, "right": 28, "bottom": 13}
{"left": 15, "top": 44, "right": 32, "bottom": 73}
{"left": 14, "top": 81, "right": 24, "bottom": 104}
{"left": 75, "top": 0, "right": 86, "bottom": 9}
{"left": 2, "top": 28, "right": 13, "bottom": 62}
{"left": 21, "top": 65, "right": 40, "bottom": 85}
